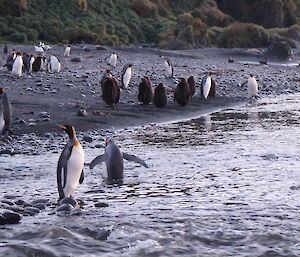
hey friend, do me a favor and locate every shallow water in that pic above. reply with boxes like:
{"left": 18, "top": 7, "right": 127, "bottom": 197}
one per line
{"left": 1, "top": 94, "right": 300, "bottom": 257}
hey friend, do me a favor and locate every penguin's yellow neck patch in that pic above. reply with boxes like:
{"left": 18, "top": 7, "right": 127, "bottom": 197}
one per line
{"left": 73, "top": 139, "right": 81, "bottom": 147}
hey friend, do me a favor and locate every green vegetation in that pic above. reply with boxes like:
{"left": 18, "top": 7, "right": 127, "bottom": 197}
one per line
{"left": 0, "top": 0, "right": 300, "bottom": 48}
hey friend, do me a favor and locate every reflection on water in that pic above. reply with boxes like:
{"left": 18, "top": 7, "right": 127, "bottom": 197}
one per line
{"left": 1, "top": 94, "right": 300, "bottom": 257}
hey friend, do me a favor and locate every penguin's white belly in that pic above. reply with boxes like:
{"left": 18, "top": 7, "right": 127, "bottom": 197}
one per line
{"left": 29, "top": 57, "right": 35, "bottom": 73}
{"left": 51, "top": 60, "right": 61, "bottom": 72}
{"left": 203, "top": 77, "right": 211, "bottom": 99}
{"left": 12, "top": 57, "right": 23, "bottom": 76}
{"left": 0, "top": 112, "right": 4, "bottom": 131}
{"left": 123, "top": 69, "right": 131, "bottom": 88}
{"left": 110, "top": 55, "right": 117, "bottom": 67}
{"left": 247, "top": 78, "right": 258, "bottom": 97}
{"left": 64, "top": 48, "right": 70, "bottom": 57}
{"left": 63, "top": 146, "right": 84, "bottom": 197}
{"left": 164, "top": 61, "right": 172, "bottom": 77}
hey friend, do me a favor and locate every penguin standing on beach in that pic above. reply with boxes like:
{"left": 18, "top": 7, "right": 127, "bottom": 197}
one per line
{"left": 89, "top": 139, "right": 148, "bottom": 185}
{"left": 64, "top": 45, "right": 71, "bottom": 57}
{"left": 28, "top": 54, "right": 35, "bottom": 73}
{"left": 12, "top": 52, "right": 23, "bottom": 77}
{"left": 174, "top": 78, "right": 191, "bottom": 106}
{"left": 201, "top": 72, "right": 216, "bottom": 99}
{"left": 187, "top": 75, "right": 196, "bottom": 96}
{"left": 101, "top": 70, "right": 120, "bottom": 107}
{"left": 246, "top": 74, "right": 258, "bottom": 98}
{"left": 160, "top": 56, "right": 173, "bottom": 78}
{"left": 138, "top": 77, "right": 153, "bottom": 104}
{"left": 121, "top": 64, "right": 132, "bottom": 89}
{"left": 0, "top": 87, "right": 12, "bottom": 134}
{"left": 57, "top": 125, "right": 85, "bottom": 200}
{"left": 108, "top": 53, "right": 120, "bottom": 68}
{"left": 3, "top": 50, "right": 16, "bottom": 71}
{"left": 48, "top": 55, "right": 61, "bottom": 73}
{"left": 153, "top": 83, "right": 167, "bottom": 108}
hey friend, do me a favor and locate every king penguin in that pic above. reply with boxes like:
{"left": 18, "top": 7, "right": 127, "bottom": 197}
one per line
{"left": 121, "top": 64, "right": 132, "bottom": 89}
{"left": 3, "top": 50, "right": 16, "bottom": 71}
{"left": 11, "top": 52, "right": 23, "bottom": 77}
{"left": 64, "top": 45, "right": 71, "bottom": 57}
{"left": 160, "top": 56, "right": 174, "bottom": 78}
{"left": 201, "top": 72, "right": 216, "bottom": 99}
{"left": 48, "top": 55, "right": 61, "bottom": 73}
{"left": 246, "top": 74, "right": 258, "bottom": 98}
{"left": 57, "top": 124, "right": 85, "bottom": 200}
{"left": 108, "top": 52, "right": 119, "bottom": 68}
{"left": 0, "top": 87, "right": 12, "bottom": 135}
{"left": 101, "top": 70, "right": 120, "bottom": 107}
{"left": 174, "top": 78, "right": 191, "bottom": 106}
{"left": 138, "top": 77, "right": 153, "bottom": 104}
{"left": 89, "top": 139, "right": 148, "bottom": 185}
{"left": 153, "top": 83, "right": 167, "bottom": 108}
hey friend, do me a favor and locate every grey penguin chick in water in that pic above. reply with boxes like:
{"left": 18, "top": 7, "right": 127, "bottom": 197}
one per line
{"left": 57, "top": 125, "right": 85, "bottom": 201}
{"left": 0, "top": 87, "right": 12, "bottom": 134}
{"left": 89, "top": 139, "right": 148, "bottom": 185}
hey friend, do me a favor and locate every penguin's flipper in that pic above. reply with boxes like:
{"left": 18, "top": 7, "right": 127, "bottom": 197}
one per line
{"left": 123, "top": 153, "right": 148, "bottom": 168}
{"left": 90, "top": 154, "right": 106, "bottom": 169}
{"left": 79, "top": 170, "right": 84, "bottom": 184}
{"left": 57, "top": 146, "right": 73, "bottom": 199}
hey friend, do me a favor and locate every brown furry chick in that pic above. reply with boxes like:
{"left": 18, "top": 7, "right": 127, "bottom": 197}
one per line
{"left": 101, "top": 73, "right": 120, "bottom": 107}
{"left": 153, "top": 83, "right": 167, "bottom": 108}
{"left": 187, "top": 75, "right": 196, "bottom": 96}
{"left": 138, "top": 77, "right": 153, "bottom": 104}
{"left": 174, "top": 78, "right": 191, "bottom": 106}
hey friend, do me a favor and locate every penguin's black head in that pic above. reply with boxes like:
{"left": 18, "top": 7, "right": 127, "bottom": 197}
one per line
{"left": 128, "top": 64, "right": 133, "bottom": 68}
{"left": 250, "top": 73, "right": 253, "bottom": 77}
{"left": 59, "top": 124, "right": 75, "bottom": 138}
{"left": 16, "top": 52, "right": 22, "bottom": 56}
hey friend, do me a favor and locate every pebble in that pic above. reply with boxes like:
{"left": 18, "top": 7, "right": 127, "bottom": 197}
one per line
{"left": 57, "top": 204, "right": 73, "bottom": 212}
{"left": 0, "top": 211, "right": 22, "bottom": 225}
{"left": 77, "top": 109, "right": 88, "bottom": 117}
{"left": 59, "top": 197, "right": 77, "bottom": 207}
{"left": 33, "top": 203, "right": 46, "bottom": 210}
{"left": 24, "top": 206, "right": 40, "bottom": 215}
{"left": 83, "top": 136, "right": 93, "bottom": 143}
{"left": 71, "top": 57, "right": 82, "bottom": 62}
{"left": 95, "top": 202, "right": 109, "bottom": 208}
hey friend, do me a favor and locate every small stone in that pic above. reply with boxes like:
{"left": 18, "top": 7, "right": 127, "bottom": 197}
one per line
{"left": 33, "top": 203, "right": 46, "bottom": 210}
{"left": 95, "top": 202, "right": 109, "bottom": 208}
{"left": 0, "top": 211, "right": 22, "bottom": 225}
{"left": 57, "top": 204, "right": 73, "bottom": 212}
{"left": 71, "top": 57, "right": 82, "bottom": 63}
{"left": 1, "top": 199, "right": 14, "bottom": 206}
{"left": 24, "top": 206, "right": 40, "bottom": 215}
{"left": 77, "top": 109, "right": 88, "bottom": 117}
{"left": 70, "top": 208, "right": 82, "bottom": 216}
{"left": 59, "top": 197, "right": 77, "bottom": 207}
{"left": 83, "top": 136, "right": 93, "bottom": 143}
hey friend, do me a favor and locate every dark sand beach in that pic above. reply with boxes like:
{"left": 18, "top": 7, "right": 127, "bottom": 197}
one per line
{"left": 1, "top": 44, "right": 300, "bottom": 138}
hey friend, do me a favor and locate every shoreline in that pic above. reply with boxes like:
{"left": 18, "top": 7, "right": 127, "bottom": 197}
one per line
{"left": 1, "top": 45, "right": 300, "bottom": 140}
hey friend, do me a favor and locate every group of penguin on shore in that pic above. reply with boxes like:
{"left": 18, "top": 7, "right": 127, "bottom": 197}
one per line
{"left": 0, "top": 43, "right": 259, "bottom": 202}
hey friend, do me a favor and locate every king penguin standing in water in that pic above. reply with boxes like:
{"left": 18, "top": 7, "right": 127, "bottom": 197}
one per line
{"left": 57, "top": 125, "right": 85, "bottom": 200}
